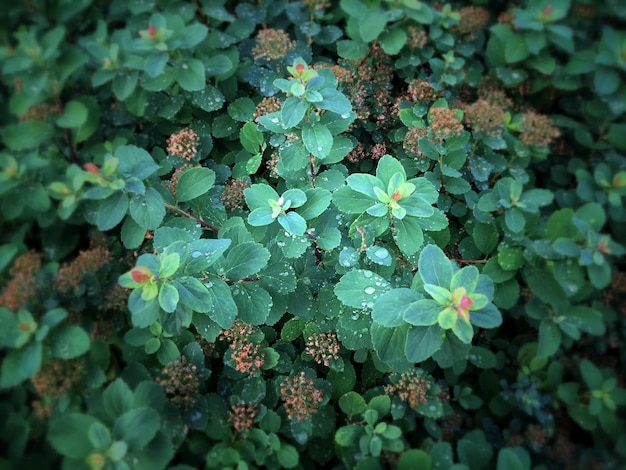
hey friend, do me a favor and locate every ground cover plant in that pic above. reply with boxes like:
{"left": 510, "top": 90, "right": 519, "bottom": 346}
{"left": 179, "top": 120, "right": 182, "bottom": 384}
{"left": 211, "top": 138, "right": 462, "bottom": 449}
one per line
{"left": 0, "top": 0, "right": 625, "bottom": 468}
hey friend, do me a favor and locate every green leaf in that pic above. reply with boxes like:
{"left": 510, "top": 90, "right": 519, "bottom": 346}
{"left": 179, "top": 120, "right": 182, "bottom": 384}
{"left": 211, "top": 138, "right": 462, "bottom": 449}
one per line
{"left": 248, "top": 207, "right": 275, "bottom": 226}
{"left": 240, "top": 121, "right": 264, "bottom": 154}
{"left": 224, "top": 242, "right": 270, "bottom": 279}
{"left": 176, "top": 58, "right": 206, "bottom": 91}
{"left": 504, "top": 34, "right": 529, "bottom": 63}
{"left": 190, "top": 86, "right": 225, "bottom": 112}
{"left": 405, "top": 325, "right": 444, "bottom": 363}
{"left": 176, "top": 167, "right": 216, "bottom": 202}
{"left": 2, "top": 121, "right": 54, "bottom": 150}
{"left": 206, "top": 278, "right": 237, "bottom": 329}
{"left": 298, "top": 188, "right": 331, "bottom": 220}
{"left": 450, "top": 266, "right": 479, "bottom": 293}
{"left": 112, "top": 407, "right": 160, "bottom": 449}
{"left": 97, "top": 192, "right": 129, "bottom": 231}
{"left": 418, "top": 244, "right": 453, "bottom": 288}
{"left": 174, "top": 276, "right": 213, "bottom": 313}
{"left": 380, "top": 28, "right": 407, "bottom": 55}
{"left": 156, "top": 338, "right": 180, "bottom": 366}
{"left": 537, "top": 319, "right": 561, "bottom": 357}
{"left": 393, "top": 216, "right": 424, "bottom": 256}
{"left": 88, "top": 422, "right": 111, "bottom": 450}
{"left": 232, "top": 283, "right": 272, "bottom": 325}
{"left": 129, "top": 188, "right": 165, "bottom": 230}
{"left": 112, "top": 72, "right": 138, "bottom": 100}
{"left": 404, "top": 299, "right": 444, "bottom": 326}
{"left": 580, "top": 359, "right": 603, "bottom": 390}
{"left": 282, "top": 97, "right": 309, "bottom": 128}
{"left": 277, "top": 445, "right": 299, "bottom": 468}
{"left": 373, "top": 288, "right": 423, "bottom": 327}
{"left": 359, "top": 8, "right": 387, "bottom": 42}
{"left": 339, "top": 391, "right": 367, "bottom": 417}
{"left": 469, "top": 304, "right": 502, "bottom": 328}
{"left": 56, "top": 100, "right": 88, "bottom": 128}
{"left": 337, "top": 39, "right": 368, "bottom": 60}
{"left": 496, "top": 447, "right": 531, "bottom": 470}
{"left": 472, "top": 223, "right": 499, "bottom": 255}
{"left": 278, "top": 212, "right": 307, "bottom": 236}
{"left": 50, "top": 326, "right": 90, "bottom": 359}
{"left": 302, "top": 122, "right": 333, "bottom": 159}
{"left": 103, "top": 378, "right": 134, "bottom": 418}
{"left": 158, "top": 283, "right": 180, "bottom": 313}
{"left": 48, "top": 413, "right": 101, "bottom": 458}
{"left": 335, "top": 269, "right": 391, "bottom": 309}
{"left": 244, "top": 184, "right": 279, "bottom": 211}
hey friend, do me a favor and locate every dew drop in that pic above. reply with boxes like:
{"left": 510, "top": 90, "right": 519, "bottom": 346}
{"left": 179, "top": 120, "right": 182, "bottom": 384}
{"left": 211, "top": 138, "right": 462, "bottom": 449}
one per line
{"left": 363, "top": 270, "right": 373, "bottom": 278}
{"left": 191, "top": 251, "right": 202, "bottom": 258}
{"left": 364, "top": 286, "right": 375, "bottom": 295}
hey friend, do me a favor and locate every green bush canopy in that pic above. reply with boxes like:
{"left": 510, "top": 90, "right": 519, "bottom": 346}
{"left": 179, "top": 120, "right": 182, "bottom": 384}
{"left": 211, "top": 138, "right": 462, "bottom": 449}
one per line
{"left": 1, "top": 0, "right": 625, "bottom": 468}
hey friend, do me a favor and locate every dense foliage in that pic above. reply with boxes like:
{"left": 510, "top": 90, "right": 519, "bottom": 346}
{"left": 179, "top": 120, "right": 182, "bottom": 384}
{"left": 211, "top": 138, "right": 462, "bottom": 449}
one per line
{"left": 1, "top": 0, "right": 625, "bottom": 468}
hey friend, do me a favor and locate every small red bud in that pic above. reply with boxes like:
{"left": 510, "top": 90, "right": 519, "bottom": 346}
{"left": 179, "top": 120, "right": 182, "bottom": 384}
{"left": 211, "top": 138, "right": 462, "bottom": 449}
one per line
{"left": 130, "top": 266, "right": 152, "bottom": 283}
{"left": 543, "top": 5, "right": 552, "bottom": 16}
{"left": 295, "top": 63, "right": 305, "bottom": 74}
{"left": 148, "top": 24, "right": 157, "bottom": 36}
{"left": 84, "top": 163, "right": 99, "bottom": 174}
{"left": 391, "top": 191, "right": 402, "bottom": 201}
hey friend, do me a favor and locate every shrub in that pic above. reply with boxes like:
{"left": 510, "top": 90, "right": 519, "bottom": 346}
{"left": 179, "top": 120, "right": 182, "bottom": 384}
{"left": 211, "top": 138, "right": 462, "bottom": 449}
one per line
{"left": 1, "top": 0, "right": 625, "bottom": 468}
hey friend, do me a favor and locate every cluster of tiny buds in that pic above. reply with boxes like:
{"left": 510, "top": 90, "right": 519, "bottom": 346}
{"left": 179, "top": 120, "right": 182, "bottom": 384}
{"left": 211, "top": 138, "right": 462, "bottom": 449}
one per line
{"left": 166, "top": 128, "right": 199, "bottom": 161}
{"left": 407, "top": 79, "right": 440, "bottom": 103}
{"left": 252, "top": 29, "right": 296, "bottom": 61}
{"left": 429, "top": 107, "right": 465, "bottom": 138}
{"left": 19, "top": 102, "right": 62, "bottom": 122}
{"left": 463, "top": 99, "right": 507, "bottom": 138}
{"left": 384, "top": 369, "right": 432, "bottom": 408}
{"left": 525, "top": 424, "right": 547, "bottom": 452}
{"left": 304, "top": 331, "right": 340, "bottom": 367}
{"left": 280, "top": 372, "right": 324, "bottom": 421}
{"left": 228, "top": 402, "right": 259, "bottom": 434}
{"left": 406, "top": 26, "right": 428, "bottom": 50}
{"left": 220, "top": 178, "right": 250, "bottom": 212}
{"left": 518, "top": 110, "right": 560, "bottom": 147}
{"left": 439, "top": 412, "right": 463, "bottom": 440}
{"left": 0, "top": 250, "right": 41, "bottom": 311}
{"left": 220, "top": 320, "right": 265, "bottom": 375}
{"left": 98, "top": 282, "right": 130, "bottom": 313}
{"left": 55, "top": 247, "right": 112, "bottom": 295}
{"left": 452, "top": 6, "right": 490, "bottom": 40}
{"left": 254, "top": 96, "right": 283, "bottom": 121}
{"left": 156, "top": 356, "right": 203, "bottom": 410}
{"left": 31, "top": 357, "right": 86, "bottom": 420}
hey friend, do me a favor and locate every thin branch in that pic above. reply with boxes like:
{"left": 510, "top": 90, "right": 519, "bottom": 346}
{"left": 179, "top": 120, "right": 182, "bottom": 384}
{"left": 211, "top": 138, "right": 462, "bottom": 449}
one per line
{"left": 165, "top": 203, "right": 219, "bottom": 233}
{"left": 451, "top": 258, "right": 488, "bottom": 265}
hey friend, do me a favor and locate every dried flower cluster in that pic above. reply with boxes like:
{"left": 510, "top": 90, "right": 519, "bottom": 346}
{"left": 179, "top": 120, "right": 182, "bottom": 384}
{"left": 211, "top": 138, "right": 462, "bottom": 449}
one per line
{"left": 452, "top": 6, "right": 490, "bottom": 39}
{"left": 402, "top": 125, "right": 429, "bottom": 158}
{"left": 439, "top": 412, "right": 463, "bottom": 440}
{"left": 254, "top": 96, "right": 283, "bottom": 121}
{"left": 304, "top": 331, "right": 340, "bottom": 366}
{"left": 19, "top": 102, "right": 61, "bottom": 122}
{"left": 98, "top": 282, "right": 130, "bottom": 312}
{"left": 463, "top": 99, "right": 507, "bottom": 137}
{"left": 406, "top": 26, "right": 428, "bottom": 50}
{"left": 31, "top": 358, "right": 86, "bottom": 420}
{"left": 384, "top": 369, "right": 432, "bottom": 408}
{"left": 220, "top": 178, "right": 250, "bottom": 211}
{"left": 280, "top": 372, "right": 324, "bottom": 421}
{"left": 55, "top": 247, "right": 111, "bottom": 294}
{"left": 346, "top": 142, "right": 367, "bottom": 163}
{"left": 228, "top": 402, "right": 259, "bottom": 434}
{"left": 477, "top": 78, "right": 513, "bottom": 109}
{"left": 156, "top": 356, "right": 203, "bottom": 410}
{"left": 252, "top": 29, "right": 296, "bottom": 61}
{"left": 0, "top": 251, "right": 42, "bottom": 311}
{"left": 302, "top": 0, "right": 330, "bottom": 12}
{"left": 518, "top": 110, "right": 560, "bottom": 147}
{"left": 429, "top": 107, "right": 465, "bottom": 138}
{"left": 220, "top": 320, "right": 265, "bottom": 375}
{"left": 407, "top": 79, "right": 440, "bottom": 103}
{"left": 525, "top": 424, "right": 547, "bottom": 452}
{"left": 167, "top": 128, "right": 199, "bottom": 161}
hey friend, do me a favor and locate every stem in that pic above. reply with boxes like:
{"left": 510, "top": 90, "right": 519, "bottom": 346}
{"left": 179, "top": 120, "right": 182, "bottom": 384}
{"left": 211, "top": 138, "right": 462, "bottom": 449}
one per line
{"left": 64, "top": 128, "right": 77, "bottom": 163}
{"left": 309, "top": 153, "right": 316, "bottom": 187}
{"left": 451, "top": 258, "right": 488, "bottom": 265}
{"left": 358, "top": 38, "right": 379, "bottom": 68}
{"left": 305, "top": 230, "right": 324, "bottom": 265}
{"left": 165, "top": 203, "right": 219, "bottom": 233}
